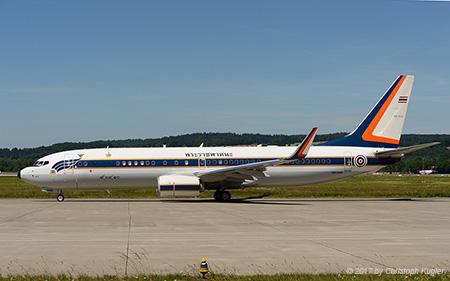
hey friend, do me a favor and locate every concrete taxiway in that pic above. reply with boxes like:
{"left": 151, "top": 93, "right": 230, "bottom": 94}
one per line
{"left": 0, "top": 197, "right": 449, "bottom": 276}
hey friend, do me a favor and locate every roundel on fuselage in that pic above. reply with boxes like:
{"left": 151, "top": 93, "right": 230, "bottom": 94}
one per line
{"left": 354, "top": 155, "right": 367, "bottom": 168}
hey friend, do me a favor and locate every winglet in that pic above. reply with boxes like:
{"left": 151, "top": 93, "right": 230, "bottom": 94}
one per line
{"left": 287, "top": 127, "right": 318, "bottom": 160}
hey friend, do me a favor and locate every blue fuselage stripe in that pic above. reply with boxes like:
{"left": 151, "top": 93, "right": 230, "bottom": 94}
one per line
{"left": 71, "top": 157, "right": 400, "bottom": 170}
{"left": 159, "top": 185, "right": 200, "bottom": 191}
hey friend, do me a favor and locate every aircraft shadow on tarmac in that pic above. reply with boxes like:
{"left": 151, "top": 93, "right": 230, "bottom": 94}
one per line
{"left": 36, "top": 195, "right": 303, "bottom": 205}
{"left": 163, "top": 195, "right": 309, "bottom": 205}
{"left": 165, "top": 197, "right": 417, "bottom": 205}
{"left": 40, "top": 196, "right": 423, "bottom": 206}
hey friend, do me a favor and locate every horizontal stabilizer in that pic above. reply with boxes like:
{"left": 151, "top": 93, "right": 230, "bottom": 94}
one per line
{"left": 375, "top": 142, "right": 440, "bottom": 157}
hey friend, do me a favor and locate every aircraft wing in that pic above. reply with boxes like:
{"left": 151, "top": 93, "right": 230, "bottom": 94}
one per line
{"left": 195, "top": 127, "right": 318, "bottom": 185}
{"left": 375, "top": 142, "right": 440, "bottom": 157}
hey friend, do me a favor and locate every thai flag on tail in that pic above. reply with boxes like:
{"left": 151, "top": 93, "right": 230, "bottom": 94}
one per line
{"left": 398, "top": 96, "right": 408, "bottom": 103}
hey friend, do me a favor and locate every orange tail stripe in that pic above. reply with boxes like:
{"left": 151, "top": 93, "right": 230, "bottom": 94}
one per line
{"left": 362, "top": 75, "right": 406, "bottom": 144}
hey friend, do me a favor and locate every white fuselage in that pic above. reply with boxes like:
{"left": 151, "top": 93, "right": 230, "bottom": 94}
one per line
{"left": 19, "top": 145, "right": 398, "bottom": 191}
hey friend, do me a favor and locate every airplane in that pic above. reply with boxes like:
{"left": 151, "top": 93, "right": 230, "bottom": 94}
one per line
{"left": 18, "top": 75, "right": 439, "bottom": 202}
{"left": 419, "top": 166, "right": 436, "bottom": 175}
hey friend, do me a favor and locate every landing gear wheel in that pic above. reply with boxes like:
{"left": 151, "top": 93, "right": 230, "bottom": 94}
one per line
{"left": 214, "top": 190, "right": 231, "bottom": 202}
{"left": 220, "top": 191, "right": 231, "bottom": 201}
{"left": 214, "top": 190, "right": 221, "bottom": 201}
{"left": 56, "top": 194, "right": 65, "bottom": 202}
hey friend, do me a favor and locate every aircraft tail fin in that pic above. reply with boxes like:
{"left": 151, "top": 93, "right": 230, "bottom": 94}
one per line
{"left": 320, "top": 75, "right": 414, "bottom": 148}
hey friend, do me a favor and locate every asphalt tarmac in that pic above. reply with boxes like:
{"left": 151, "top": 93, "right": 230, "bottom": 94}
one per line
{"left": 1, "top": 197, "right": 449, "bottom": 276}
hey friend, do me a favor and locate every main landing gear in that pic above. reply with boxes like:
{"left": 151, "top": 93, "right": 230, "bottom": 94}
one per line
{"left": 213, "top": 190, "right": 231, "bottom": 202}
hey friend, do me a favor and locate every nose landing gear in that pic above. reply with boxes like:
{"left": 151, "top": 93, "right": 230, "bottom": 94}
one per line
{"left": 41, "top": 188, "right": 65, "bottom": 202}
{"left": 56, "top": 194, "right": 65, "bottom": 202}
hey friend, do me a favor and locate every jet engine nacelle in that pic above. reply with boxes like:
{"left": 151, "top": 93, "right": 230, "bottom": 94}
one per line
{"left": 157, "top": 175, "right": 201, "bottom": 197}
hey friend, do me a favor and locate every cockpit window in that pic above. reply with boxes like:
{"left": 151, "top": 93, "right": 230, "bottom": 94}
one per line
{"left": 32, "top": 161, "right": 50, "bottom": 167}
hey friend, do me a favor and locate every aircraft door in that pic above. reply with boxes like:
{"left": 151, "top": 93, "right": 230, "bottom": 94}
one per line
{"left": 64, "top": 154, "right": 75, "bottom": 175}
{"left": 344, "top": 152, "right": 352, "bottom": 172}
{"left": 198, "top": 158, "right": 207, "bottom": 170}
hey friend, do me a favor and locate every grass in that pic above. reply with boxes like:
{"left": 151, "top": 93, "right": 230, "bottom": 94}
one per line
{"left": 1, "top": 174, "right": 449, "bottom": 199}
{"left": 1, "top": 273, "right": 449, "bottom": 281}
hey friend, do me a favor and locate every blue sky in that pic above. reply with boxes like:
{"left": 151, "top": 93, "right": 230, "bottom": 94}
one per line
{"left": 1, "top": 0, "right": 449, "bottom": 148}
